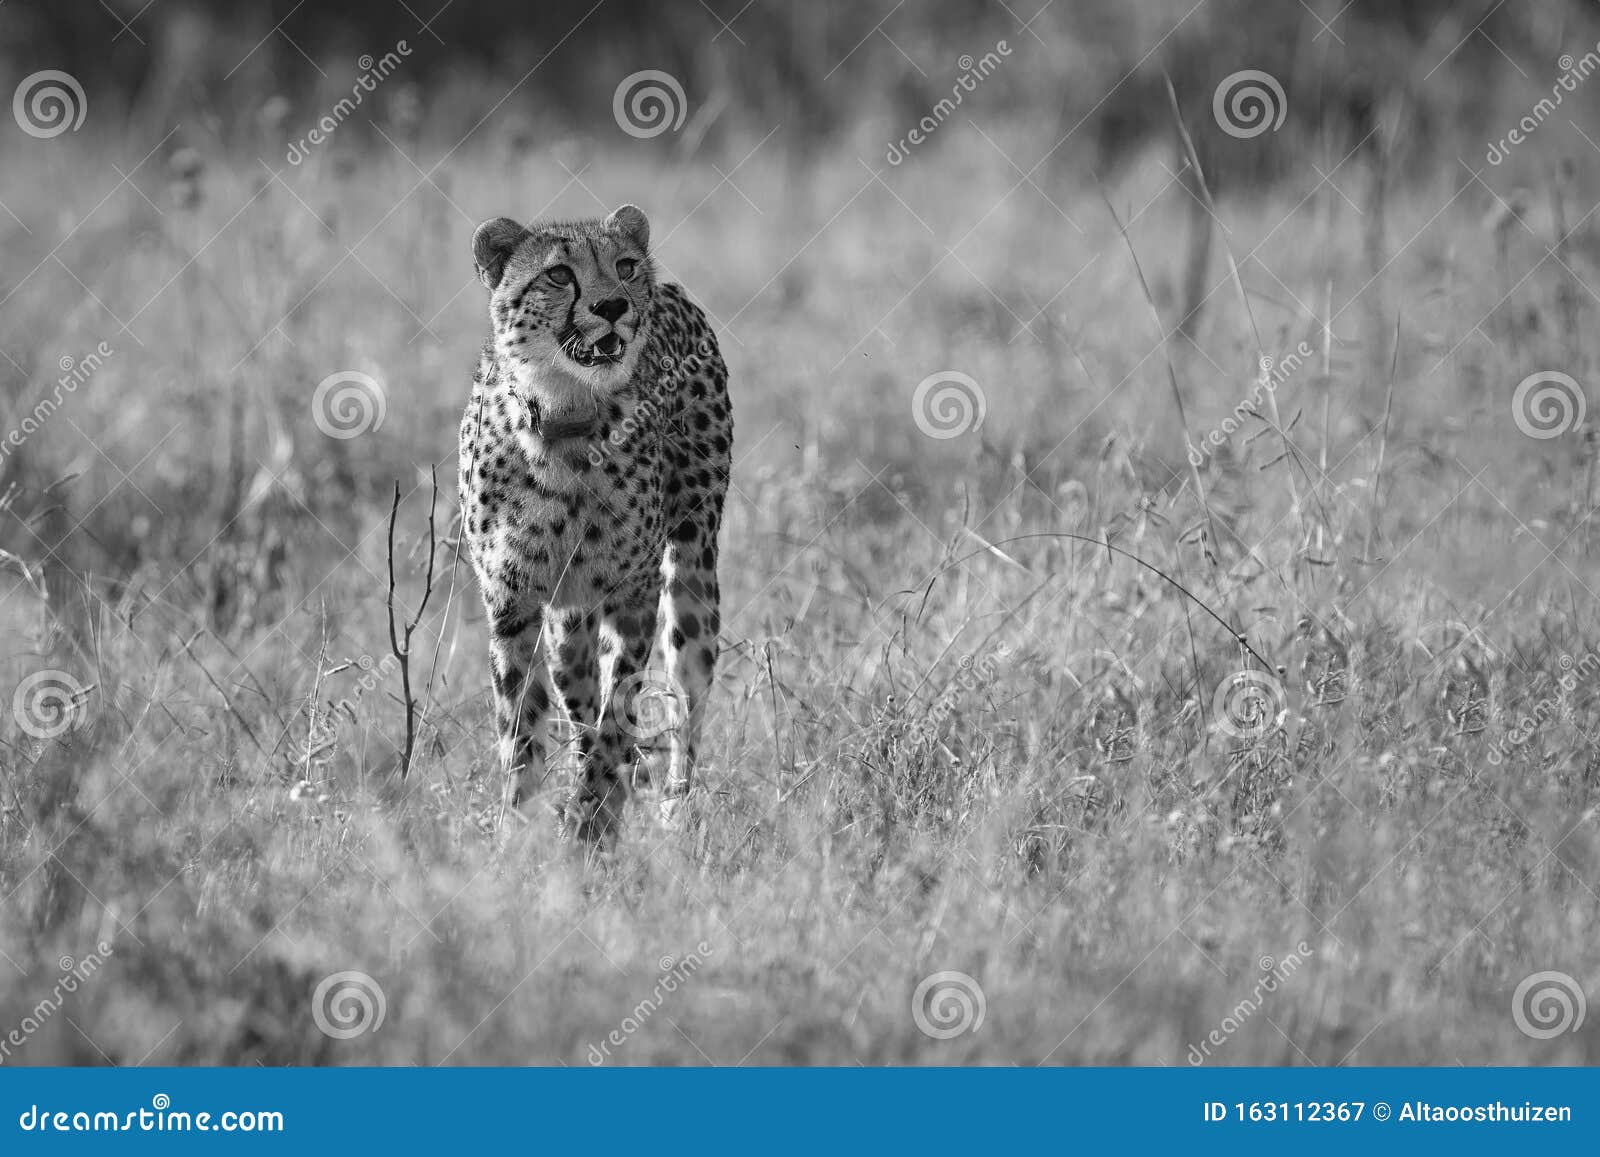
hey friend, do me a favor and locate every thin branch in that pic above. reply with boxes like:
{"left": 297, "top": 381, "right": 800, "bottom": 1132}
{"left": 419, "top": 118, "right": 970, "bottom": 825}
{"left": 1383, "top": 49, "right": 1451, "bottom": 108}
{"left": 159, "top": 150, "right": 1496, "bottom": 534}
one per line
{"left": 387, "top": 467, "right": 440, "bottom": 778}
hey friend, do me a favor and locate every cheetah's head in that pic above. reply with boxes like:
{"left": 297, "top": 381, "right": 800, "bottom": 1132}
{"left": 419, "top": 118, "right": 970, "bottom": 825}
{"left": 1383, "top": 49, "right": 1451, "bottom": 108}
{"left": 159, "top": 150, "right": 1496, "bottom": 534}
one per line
{"left": 472, "top": 205, "right": 655, "bottom": 392}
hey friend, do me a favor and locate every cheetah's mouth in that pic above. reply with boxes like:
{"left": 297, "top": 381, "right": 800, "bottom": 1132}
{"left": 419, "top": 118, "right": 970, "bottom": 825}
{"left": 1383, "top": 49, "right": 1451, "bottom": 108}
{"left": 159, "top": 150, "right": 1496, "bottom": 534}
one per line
{"left": 561, "top": 329, "right": 627, "bottom": 368}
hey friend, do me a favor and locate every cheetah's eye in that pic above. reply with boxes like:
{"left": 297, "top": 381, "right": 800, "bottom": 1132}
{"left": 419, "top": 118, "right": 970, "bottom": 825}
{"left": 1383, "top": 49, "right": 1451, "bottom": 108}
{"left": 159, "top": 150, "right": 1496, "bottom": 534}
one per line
{"left": 546, "top": 265, "right": 574, "bottom": 286}
{"left": 616, "top": 258, "right": 637, "bottom": 280}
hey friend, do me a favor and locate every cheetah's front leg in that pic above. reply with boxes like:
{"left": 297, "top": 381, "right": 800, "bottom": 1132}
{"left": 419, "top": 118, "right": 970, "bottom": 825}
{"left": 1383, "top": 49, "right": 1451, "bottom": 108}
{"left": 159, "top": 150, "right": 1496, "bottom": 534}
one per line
{"left": 658, "top": 535, "right": 722, "bottom": 824}
{"left": 598, "top": 585, "right": 660, "bottom": 771}
{"left": 545, "top": 608, "right": 614, "bottom": 845}
{"left": 548, "top": 603, "right": 657, "bottom": 847}
{"left": 485, "top": 598, "right": 548, "bottom": 818}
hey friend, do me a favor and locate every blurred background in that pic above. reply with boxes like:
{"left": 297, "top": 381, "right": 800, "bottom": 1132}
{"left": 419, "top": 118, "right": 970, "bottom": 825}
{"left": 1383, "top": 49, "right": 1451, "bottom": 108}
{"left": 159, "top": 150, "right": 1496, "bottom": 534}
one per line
{"left": 6, "top": 1, "right": 1587, "bottom": 164}
{"left": 4, "top": 1, "right": 1585, "bottom": 174}
{"left": 2, "top": 0, "right": 1596, "bottom": 594}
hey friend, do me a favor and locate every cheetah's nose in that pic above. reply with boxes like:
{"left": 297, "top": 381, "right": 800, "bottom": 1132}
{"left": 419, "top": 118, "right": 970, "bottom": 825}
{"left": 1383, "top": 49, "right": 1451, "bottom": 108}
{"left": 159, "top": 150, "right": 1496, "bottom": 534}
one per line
{"left": 589, "top": 297, "right": 629, "bottom": 324}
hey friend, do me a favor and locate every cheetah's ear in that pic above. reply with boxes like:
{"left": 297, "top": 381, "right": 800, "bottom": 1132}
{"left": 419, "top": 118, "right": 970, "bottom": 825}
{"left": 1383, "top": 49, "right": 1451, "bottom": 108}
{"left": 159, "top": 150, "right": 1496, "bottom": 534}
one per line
{"left": 605, "top": 204, "right": 650, "bottom": 251}
{"left": 472, "top": 217, "right": 529, "bottom": 290}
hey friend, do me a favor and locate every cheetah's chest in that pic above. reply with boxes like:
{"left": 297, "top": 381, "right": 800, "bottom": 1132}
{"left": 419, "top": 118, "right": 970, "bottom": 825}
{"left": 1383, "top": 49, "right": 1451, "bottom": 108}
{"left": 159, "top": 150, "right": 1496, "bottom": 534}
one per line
{"left": 470, "top": 423, "right": 666, "bottom": 604}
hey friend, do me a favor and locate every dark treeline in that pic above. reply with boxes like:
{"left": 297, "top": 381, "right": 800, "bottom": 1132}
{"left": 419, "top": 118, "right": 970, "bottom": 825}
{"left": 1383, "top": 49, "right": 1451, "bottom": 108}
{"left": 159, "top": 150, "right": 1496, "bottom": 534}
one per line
{"left": 2, "top": 0, "right": 1593, "bottom": 187}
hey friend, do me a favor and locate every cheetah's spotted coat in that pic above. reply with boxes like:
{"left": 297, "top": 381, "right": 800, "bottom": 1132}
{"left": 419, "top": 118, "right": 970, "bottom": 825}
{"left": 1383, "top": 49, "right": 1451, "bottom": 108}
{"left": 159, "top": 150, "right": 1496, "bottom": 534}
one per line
{"left": 459, "top": 205, "right": 731, "bottom": 845}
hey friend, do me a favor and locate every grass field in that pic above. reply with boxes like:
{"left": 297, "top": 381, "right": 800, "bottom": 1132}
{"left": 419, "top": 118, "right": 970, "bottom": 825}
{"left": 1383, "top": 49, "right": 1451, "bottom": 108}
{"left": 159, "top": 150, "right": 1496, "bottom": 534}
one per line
{"left": 1, "top": 85, "right": 1599, "bottom": 1066}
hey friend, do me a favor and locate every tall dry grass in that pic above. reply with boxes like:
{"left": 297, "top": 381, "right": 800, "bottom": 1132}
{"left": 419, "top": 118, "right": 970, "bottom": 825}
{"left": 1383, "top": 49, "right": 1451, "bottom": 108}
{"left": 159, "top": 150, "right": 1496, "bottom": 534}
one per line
{"left": 0, "top": 80, "right": 1598, "bottom": 1065}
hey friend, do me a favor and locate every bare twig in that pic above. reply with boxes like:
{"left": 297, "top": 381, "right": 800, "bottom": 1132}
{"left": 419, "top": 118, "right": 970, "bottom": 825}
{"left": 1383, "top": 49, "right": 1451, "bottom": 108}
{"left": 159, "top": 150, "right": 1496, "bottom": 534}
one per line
{"left": 387, "top": 467, "right": 440, "bottom": 778}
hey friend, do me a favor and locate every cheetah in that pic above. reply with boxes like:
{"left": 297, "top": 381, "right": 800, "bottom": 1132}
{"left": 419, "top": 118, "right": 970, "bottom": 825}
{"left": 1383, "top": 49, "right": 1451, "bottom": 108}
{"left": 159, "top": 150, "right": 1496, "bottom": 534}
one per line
{"left": 459, "top": 204, "right": 732, "bottom": 846}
